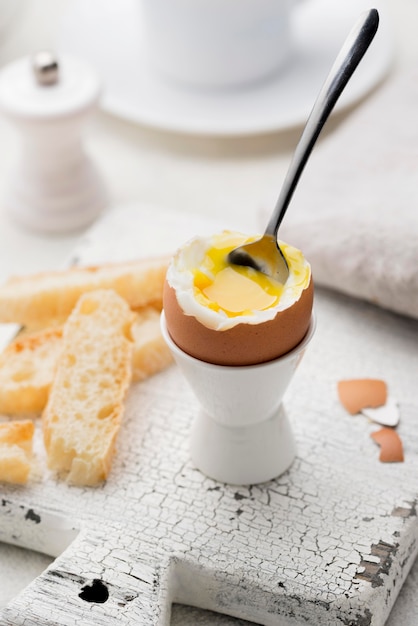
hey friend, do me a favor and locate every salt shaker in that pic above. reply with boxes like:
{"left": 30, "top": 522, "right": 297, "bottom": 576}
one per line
{"left": 0, "top": 51, "right": 108, "bottom": 233}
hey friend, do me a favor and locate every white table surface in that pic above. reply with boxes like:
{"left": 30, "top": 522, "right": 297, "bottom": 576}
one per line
{"left": 0, "top": 1, "right": 417, "bottom": 624}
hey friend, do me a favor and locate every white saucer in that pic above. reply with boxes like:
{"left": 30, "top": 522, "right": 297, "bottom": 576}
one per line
{"left": 57, "top": 0, "right": 393, "bottom": 136}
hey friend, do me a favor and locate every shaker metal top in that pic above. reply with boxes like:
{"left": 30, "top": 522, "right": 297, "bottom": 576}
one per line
{"left": 0, "top": 53, "right": 101, "bottom": 120}
{"left": 32, "top": 50, "right": 59, "bottom": 86}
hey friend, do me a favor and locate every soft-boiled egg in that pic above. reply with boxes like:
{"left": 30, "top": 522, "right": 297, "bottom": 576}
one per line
{"left": 163, "top": 231, "right": 313, "bottom": 366}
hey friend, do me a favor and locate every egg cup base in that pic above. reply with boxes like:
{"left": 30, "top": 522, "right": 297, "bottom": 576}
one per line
{"left": 190, "top": 404, "right": 296, "bottom": 485}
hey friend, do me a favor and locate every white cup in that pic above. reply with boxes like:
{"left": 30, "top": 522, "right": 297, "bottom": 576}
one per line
{"left": 161, "top": 313, "right": 316, "bottom": 484}
{"left": 139, "top": 0, "right": 294, "bottom": 89}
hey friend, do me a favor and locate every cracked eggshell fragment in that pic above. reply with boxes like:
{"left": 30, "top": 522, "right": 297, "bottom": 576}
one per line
{"left": 163, "top": 231, "right": 313, "bottom": 366}
{"left": 361, "top": 397, "right": 400, "bottom": 427}
{"left": 370, "top": 427, "right": 404, "bottom": 463}
{"left": 337, "top": 379, "right": 387, "bottom": 415}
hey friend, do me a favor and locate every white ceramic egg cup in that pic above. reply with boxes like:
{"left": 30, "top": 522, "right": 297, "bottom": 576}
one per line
{"left": 161, "top": 313, "right": 316, "bottom": 485}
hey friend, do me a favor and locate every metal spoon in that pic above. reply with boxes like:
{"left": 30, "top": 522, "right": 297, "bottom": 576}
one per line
{"left": 228, "top": 8, "right": 379, "bottom": 283}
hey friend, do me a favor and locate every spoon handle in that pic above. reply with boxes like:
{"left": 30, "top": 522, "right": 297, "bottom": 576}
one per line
{"left": 265, "top": 8, "right": 379, "bottom": 238}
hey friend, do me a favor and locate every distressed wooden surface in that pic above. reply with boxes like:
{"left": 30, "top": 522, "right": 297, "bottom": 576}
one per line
{"left": 0, "top": 206, "right": 417, "bottom": 625}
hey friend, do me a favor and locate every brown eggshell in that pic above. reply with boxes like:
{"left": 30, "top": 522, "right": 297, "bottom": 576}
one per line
{"left": 163, "top": 278, "right": 314, "bottom": 366}
{"left": 370, "top": 427, "right": 404, "bottom": 463}
{"left": 337, "top": 379, "right": 387, "bottom": 415}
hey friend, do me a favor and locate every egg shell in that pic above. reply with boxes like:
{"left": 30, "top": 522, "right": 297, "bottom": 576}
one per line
{"left": 337, "top": 378, "right": 387, "bottom": 415}
{"left": 370, "top": 427, "right": 404, "bottom": 463}
{"left": 163, "top": 278, "right": 314, "bottom": 366}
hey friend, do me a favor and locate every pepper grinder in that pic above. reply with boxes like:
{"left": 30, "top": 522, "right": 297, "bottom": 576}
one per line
{"left": 0, "top": 51, "right": 108, "bottom": 233}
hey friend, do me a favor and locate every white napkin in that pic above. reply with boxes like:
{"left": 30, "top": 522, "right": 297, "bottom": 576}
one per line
{"left": 275, "top": 67, "right": 418, "bottom": 320}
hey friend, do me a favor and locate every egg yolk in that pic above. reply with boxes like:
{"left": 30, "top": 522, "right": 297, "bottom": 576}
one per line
{"left": 191, "top": 232, "right": 308, "bottom": 317}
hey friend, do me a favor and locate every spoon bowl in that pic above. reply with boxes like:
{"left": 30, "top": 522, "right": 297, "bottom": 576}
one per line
{"left": 227, "top": 233, "right": 289, "bottom": 284}
{"left": 228, "top": 8, "right": 379, "bottom": 283}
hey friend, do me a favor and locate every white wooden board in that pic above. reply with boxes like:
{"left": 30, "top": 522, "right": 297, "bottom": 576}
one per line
{"left": 0, "top": 205, "right": 417, "bottom": 626}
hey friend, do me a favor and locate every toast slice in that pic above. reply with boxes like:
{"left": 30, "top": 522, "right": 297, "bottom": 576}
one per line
{"left": 0, "top": 256, "right": 169, "bottom": 326}
{"left": 0, "top": 308, "right": 171, "bottom": 415}
{"left": 131, "top": 307, "right": 172, "bottom": 381}
{"left": 0, "top": 328, "right": 62, "bottom": 414}
{"left": 42, "top": 289, "right": 134, "bottom": 486}
{"left": 0, "top": 420, "right": 34, "bottom": 484}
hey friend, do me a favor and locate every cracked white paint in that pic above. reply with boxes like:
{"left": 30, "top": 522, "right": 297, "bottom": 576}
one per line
{"left": 0, "top": 206, "right": 417, "bottom": 625}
